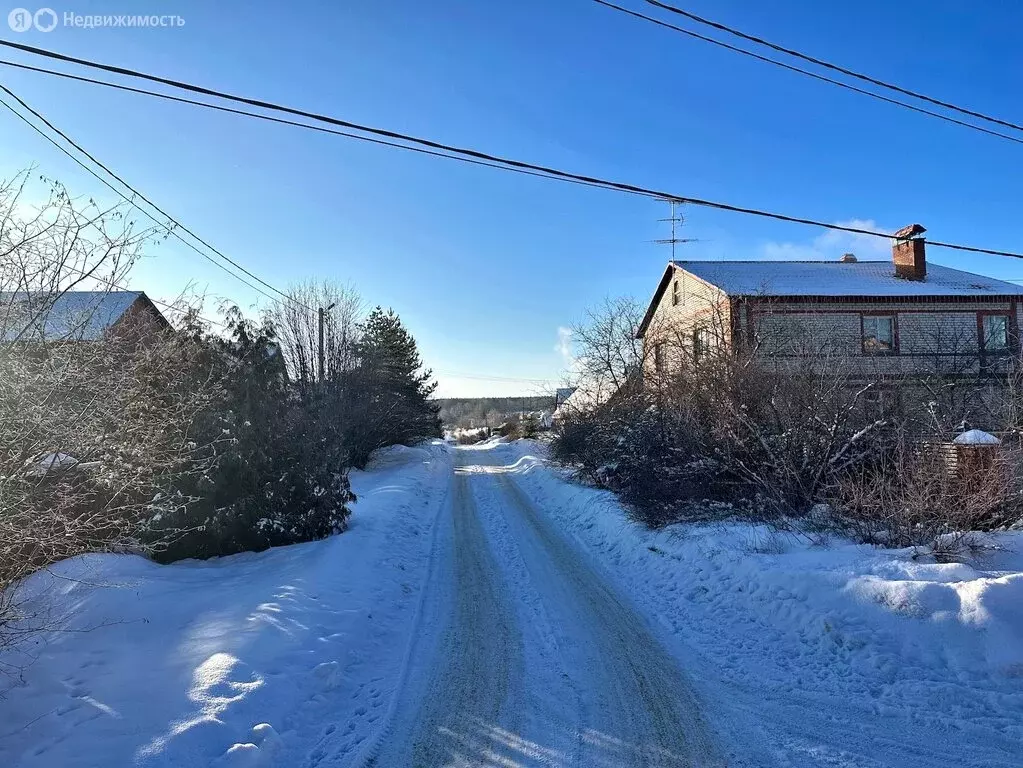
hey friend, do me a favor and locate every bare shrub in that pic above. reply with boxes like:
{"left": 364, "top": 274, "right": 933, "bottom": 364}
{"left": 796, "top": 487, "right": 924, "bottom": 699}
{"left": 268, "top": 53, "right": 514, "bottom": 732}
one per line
{"left": 454, "top": 429, "right": 488, "bottom": 445}
{"left": 828, "top": 438, "right": 1023, "bottom": 552}
{"left": 499, "top": 417, "right": 522, "bottom": 440}
{"left": 554, "top": 291, "right": 1023, "bottom": 545}
{"left": 0, "top": 313, "right": 224, "bottom": 578}
{"left": 0, "top": 172, "right": 226, "bottom": 650}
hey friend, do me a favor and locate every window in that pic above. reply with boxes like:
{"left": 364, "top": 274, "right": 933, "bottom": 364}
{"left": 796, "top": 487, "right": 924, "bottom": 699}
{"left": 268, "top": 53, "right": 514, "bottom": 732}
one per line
{"left": 693, "top": 326, "right": 709, "bottom": 364}
{"left": 862, "top": 315, "right": 896, "bottom": 354}
{"left": 653, "top": 342, "right": 664, "bottom": 372}
{"left": 671, "top": 279, "right": 680, "bottom": 307}
{"left": 981, "top": 314, "right": 1010, "bottom": 353}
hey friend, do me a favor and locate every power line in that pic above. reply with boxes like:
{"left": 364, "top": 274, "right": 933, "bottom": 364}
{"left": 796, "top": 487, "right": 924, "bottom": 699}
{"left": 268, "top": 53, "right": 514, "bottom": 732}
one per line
{"left": 4, "top": 42, "right": 1023, "bottom": 260}
{"left": 0, "top": 58, "right": 622, "bottom": 197}
{"left": 0, "top": 43, "right": 685, "bottom": 200}
{"left": 638, "top": 0, "right": 1023, "bottom": 136}
{"left": 0, "top": 82, "right": 311, "bottom": 312}
{"left": 120, "top": 291, "right": 230, "bottom": 330}
{"left": 591, "top": 0, "right": 1023, "bottom": 147}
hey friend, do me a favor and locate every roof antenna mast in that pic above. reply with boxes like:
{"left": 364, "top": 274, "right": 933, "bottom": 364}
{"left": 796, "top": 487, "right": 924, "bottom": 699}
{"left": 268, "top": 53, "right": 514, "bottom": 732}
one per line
{"left": 653, "top": 199, "right": 696, "bottom": 260}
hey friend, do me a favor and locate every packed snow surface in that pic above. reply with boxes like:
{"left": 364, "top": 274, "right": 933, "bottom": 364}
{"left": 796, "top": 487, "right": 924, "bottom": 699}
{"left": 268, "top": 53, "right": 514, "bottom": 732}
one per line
{"left": 496, "top": 440, "right": 1023, "bottom": 766}
{"left": 1, "top": 437, "right": 1021, "bottom": 766}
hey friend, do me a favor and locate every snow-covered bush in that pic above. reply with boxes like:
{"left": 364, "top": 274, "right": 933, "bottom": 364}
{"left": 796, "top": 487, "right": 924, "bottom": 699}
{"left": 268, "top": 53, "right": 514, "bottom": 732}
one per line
{"left": 150, "top": 309, "right": 355, "bottom": 562}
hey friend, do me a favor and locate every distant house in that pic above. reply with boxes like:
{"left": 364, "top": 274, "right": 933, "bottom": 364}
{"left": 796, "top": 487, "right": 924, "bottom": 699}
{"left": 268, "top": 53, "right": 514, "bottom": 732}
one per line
{"left": 637, "top": 225, "right": 1023, "bottom": 385}
{"left": 555, "top": 386, "right": 577, "bottom": 409}
{"left": 552, "top": 380, "right": 629, "bottom": 422}
{"left": 552, "top": 387, "right": 577, "bottom": 422}
{"left": 1, "top": 291, "right": 170, "bottom": 343}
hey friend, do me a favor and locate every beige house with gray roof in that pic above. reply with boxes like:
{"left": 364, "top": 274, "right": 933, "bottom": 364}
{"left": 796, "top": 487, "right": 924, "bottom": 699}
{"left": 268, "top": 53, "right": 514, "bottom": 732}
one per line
{"left": 637, "top": 226, "right": 1023, "bottom": 390}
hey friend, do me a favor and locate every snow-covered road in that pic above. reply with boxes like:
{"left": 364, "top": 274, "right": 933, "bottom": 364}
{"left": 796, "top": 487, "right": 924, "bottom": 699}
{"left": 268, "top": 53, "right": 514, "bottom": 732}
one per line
{"left": 3, "top": 439, "right": 1021, "bottom": 766}
{"left": 363, "top": 447, "right": 723, "bottom": 767}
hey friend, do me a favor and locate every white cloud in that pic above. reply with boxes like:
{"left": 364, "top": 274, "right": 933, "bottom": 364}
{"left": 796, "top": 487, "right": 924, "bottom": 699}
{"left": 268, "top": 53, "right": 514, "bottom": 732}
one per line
{"left": 554, "top": 326, "right": 573, "bottom": 365}
{"left": 761, "top": 219, "right": 892, "bottom": 262}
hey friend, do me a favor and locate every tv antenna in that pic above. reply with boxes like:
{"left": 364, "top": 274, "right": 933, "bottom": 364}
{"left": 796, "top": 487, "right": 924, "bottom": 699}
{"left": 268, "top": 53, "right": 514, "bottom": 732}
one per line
{"left": 653, "top": 199, "right": 697, "bottom": 259}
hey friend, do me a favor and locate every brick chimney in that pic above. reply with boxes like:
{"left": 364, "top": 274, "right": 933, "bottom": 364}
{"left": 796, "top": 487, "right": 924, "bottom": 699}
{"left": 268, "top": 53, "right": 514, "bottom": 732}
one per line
{"left": 892, "top": 223, "right": 926, "bottom": 280}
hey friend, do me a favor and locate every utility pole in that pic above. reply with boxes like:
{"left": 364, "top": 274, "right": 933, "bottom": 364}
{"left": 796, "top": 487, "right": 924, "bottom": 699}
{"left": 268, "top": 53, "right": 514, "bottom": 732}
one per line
{"left": 318, "top": 302, "right": 336, "bottom": 383}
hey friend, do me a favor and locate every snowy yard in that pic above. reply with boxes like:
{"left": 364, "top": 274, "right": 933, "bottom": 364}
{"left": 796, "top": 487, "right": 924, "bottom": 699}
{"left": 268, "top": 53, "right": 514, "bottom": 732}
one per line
{"left": 0, "top": 441, "right": 453, "bottom": 767}
{"left": 0, "top": 438, "right": 1021, "bottom": 766}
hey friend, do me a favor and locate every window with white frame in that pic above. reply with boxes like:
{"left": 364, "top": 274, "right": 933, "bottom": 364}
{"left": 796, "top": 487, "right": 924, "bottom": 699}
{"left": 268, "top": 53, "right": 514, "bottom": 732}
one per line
{"left": 862, "top": 315, "right": 895, "bottom": 354}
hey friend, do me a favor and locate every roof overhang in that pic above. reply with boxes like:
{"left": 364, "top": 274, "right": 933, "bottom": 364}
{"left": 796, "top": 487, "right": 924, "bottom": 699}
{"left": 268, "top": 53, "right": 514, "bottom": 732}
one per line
{"left": 636, "top": 263, "right": 677, "bottom": 339}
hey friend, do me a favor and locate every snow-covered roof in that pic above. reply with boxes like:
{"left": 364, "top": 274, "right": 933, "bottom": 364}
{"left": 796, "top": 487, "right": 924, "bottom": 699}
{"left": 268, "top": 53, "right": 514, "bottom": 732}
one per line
{"left": 0, "top": 291, "right": 155, "bottom": 341}
{"left": 555, "top": 387, "right": 577, "bottom": 406}
{"left": 674, "top": 260, "right": 1023, "bottom": 298}
{"left": 953, "top": 429, "right": 1001, "bottom": 446}
{"left": 553, "top": 381, "right": 621, "bottom": 417}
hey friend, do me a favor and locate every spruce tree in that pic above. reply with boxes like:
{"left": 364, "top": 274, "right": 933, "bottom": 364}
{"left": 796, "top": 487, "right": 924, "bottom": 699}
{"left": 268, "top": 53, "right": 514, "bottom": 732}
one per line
{"left": 346, "top": 307, "right": 441, "bottom": 466}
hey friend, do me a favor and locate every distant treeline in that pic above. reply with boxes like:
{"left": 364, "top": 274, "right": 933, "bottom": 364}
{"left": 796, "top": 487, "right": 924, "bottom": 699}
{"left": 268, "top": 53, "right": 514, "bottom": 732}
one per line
{"left": 437, "top": 396, "right": 554, "bottom": 428}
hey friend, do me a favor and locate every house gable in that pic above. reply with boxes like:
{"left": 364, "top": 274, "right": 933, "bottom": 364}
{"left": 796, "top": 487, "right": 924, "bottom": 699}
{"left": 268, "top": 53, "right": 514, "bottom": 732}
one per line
{"left": 113, "top": 293, "right": 172, "bottom": 335}
{"left": 636, "top": 263, "right": 727, "bottom": 340}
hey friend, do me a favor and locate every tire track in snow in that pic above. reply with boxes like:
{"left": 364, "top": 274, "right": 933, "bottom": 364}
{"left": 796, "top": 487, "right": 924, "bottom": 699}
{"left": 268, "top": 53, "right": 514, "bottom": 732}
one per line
{"left": 365, "top": 458, "right": 526, "bottom": 766}
{"left": 483, "top": 458, "right": 725, "bottom": 767}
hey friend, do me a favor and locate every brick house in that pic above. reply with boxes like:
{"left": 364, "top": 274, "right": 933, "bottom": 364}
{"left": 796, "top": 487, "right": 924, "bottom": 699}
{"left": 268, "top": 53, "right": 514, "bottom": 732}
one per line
{"left": 636, "top": 226, "right": 1023, "bottom": 393}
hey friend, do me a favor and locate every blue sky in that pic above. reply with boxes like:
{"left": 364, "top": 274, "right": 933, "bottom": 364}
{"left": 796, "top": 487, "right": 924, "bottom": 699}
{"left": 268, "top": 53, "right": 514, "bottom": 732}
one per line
{"left": 2, "top": 0, "right": 1023, "bottom": 395}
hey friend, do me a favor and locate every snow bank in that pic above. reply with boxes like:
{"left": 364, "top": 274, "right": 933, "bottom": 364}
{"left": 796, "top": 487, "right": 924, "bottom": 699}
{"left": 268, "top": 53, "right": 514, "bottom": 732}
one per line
{"left": 0, "top": 440, "right": 453, "bottom": 768}
{"left": 494, "top": 440, "right": 1023, "bottom": 764}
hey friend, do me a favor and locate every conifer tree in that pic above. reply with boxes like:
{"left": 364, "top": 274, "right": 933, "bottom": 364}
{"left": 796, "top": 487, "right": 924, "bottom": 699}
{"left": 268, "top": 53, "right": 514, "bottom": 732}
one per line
{"left": 345, "top": 307, "right": 441, "bottom": 465}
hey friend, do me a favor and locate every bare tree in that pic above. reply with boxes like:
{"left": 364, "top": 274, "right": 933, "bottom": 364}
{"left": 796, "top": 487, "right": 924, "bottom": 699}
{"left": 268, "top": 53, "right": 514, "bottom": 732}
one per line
{"left": 266, "top": 280, "right": 363, "bottom": 387}
{"left": 0, "top": 170, "right": 148, "bottom": 342}
{"left": 0, "top": 172, "right": 221, "bottom": 656}
{"left": 569, "top": 295, "right": 644, "bottom": 403}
